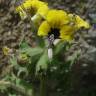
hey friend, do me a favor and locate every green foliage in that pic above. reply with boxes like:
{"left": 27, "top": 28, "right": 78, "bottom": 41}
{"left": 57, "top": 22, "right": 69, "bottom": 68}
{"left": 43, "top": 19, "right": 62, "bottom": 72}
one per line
{"left": 20, "top": 47, "right": 43, "bottom": 57}
{"left": 0, "top": 40, "right": 81, "bottom": 96}
{"left": 36, "top": 50, "right": 49, "bottom": 73}
{"left": 0, "top": 2, "right": 83, "bottom": 95}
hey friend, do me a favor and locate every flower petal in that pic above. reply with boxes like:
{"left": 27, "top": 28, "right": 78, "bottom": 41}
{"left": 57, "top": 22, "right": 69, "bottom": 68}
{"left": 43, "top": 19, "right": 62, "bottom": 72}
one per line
{"left": 38, "top": 21, "right": 51, "bottom": 36}
{"left": 46, "top": 10, "right": 70, "bottom": 28}
{"left": 75, "top": 15, "right": 90, "bottom": 29}
{"left": 16, "top": 0, "right": 49, "bottom": 20}
{"left": 60, "top": 25, "right": 76, "bottom": 41}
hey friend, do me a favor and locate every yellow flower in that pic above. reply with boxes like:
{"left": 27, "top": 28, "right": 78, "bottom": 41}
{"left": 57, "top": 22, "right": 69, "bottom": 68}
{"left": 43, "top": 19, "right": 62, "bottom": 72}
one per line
{"left": 19, "top": 53, "right": 28, "bottom": 61}
{"left": 38, "top": 21, "right": 51, "bottom": 36}
{"left": 46, "top": 10, "right": 70, "bottom": 28}
{"left": 16, "top": 0, "right": 49, "bottom": 20}
{"left": 68, "top": 14, "right": 90, "bottom": 29}
{"left": 75, "top": 15, "right": 90, "bottom": 29}
{"left": 2, "top": 46, "right": 11, "bottom": 56}
{"left": 38, "top": 10, "right": 70, "bottom": 36}
{"left": 38, "top": 10, "right": 90, "bottom": 41}
{"left": 60, "top": 25, "right": 77, "bottom": 41}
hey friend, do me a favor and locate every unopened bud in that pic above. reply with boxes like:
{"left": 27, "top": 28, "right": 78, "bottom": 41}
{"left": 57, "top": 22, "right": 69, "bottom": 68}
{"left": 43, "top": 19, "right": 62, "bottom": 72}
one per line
{"left": 2, "top": 46, "right": 12, "bottom": 56}
{"left": 31, "top": 14, "right": 38, "bottom": 21}
{"left": 31, "top": 14, "right": 41, "bottom": 26}
{"left": 17, "top": 53, "right": 28, "bottom": 65}
{"left": 53, "top": 39, "right": 60, "bottom": 45}
{"left": 48, "top": 48, "right": 53, "bottom": 60}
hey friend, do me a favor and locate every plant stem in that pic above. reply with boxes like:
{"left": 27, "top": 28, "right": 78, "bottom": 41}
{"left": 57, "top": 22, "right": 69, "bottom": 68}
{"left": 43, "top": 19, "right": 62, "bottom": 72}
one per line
{"left": 40, "top": 73, "right": 47, "bottom": 96}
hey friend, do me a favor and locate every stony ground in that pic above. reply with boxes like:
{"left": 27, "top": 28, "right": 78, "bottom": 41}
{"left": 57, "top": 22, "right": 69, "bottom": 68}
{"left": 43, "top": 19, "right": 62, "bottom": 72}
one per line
{"left": 0, "top": 0, "right": 34, "bottom": 70}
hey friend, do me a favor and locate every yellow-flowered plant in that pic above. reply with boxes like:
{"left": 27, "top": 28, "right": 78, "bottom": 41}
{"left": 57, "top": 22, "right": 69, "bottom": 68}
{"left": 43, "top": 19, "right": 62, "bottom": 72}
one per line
{"left": 16, "top": 0, "right": 49, "bottom": 22}
{"left": 2, "top": 1, "right": 90, "bottom": 96}
{"left": 2, "top": 46, "right": 12, "bottom": 56}
{"left": 38, "top": 10, "right": 90, "bottom": 41}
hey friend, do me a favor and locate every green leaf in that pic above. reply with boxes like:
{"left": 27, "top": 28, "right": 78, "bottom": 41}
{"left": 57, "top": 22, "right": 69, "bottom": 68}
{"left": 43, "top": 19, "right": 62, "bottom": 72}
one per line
{"left": 8, "top": 94, "right": 17, "bottom": 96}
{"left": 0, "top": 85, "right": 7, "bottom": 91}
{"left": 55, "top": 42, "right": 64, "bottom": 54}
{"left": 54, "top": 42, "right": 64, "bottom": 55}
{"left": 15, "top": 78, "right": 34, "bottom": 96}
{"left": 10, "top": 56, "right": 20, "bottom": 70}
{"left": 10, "top": 56, "right": 18, "bottom": 66}
{"left": 37, "top": 37, "right": 45, "bottom": 48}
{"left": 19, "top": 41, "right": 29, "bottom": 49}
{"left": 36, "top": 50, "right": 49, "bottom": 73}
{"left": 17, "top": 67, "right": 28, "bottom": 77}
{"left": 54, "top": 42, "right": 71, "bottom": 55}
{"left": 20, "top": 47, "right": 43, "bottom": 57}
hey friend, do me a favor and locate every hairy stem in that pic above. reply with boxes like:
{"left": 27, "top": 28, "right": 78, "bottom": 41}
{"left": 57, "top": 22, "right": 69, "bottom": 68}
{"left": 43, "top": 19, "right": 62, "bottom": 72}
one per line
{"left": 40, "top": 73, "right": 47, "bottom": 96}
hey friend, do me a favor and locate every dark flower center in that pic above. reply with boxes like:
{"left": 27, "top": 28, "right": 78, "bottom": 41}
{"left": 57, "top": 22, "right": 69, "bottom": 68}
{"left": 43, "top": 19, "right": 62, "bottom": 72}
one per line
{"left": 48, "top": 28, "right": 60, "bottom": 39}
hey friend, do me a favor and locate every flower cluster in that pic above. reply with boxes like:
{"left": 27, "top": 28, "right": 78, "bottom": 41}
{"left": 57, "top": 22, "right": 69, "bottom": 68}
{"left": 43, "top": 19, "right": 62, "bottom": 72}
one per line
{"left": 16, "top": 0, "right": 49, "bottom": 24}
{"left": 16, "top": 0, "right": 90, "bottom": 43}
{"left": 38, "top": 10, "right": 90, "bottom": 42}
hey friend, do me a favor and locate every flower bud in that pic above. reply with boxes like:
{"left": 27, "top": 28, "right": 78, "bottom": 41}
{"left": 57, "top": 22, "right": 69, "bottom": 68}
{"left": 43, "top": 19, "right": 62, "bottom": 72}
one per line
{"left": 53, "top": 39, "right": 60, "bottom": 46}
{"left": 31, "top": 14, "right": 38, "bottom": 21}
{"left": 2, "top": 46, "right": 12, "bottom": 56}
{"left": 48, "top": 48, "right": 53, "bottom": 60}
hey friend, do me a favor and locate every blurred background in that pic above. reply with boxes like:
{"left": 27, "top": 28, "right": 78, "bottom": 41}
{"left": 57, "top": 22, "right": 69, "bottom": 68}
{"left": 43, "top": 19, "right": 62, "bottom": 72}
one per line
{"left": 0, "top": 0, "right": 96, "bottom": 96}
